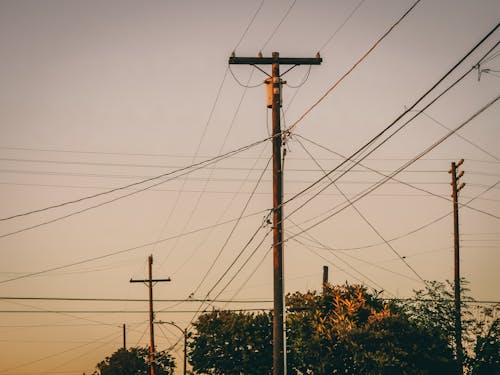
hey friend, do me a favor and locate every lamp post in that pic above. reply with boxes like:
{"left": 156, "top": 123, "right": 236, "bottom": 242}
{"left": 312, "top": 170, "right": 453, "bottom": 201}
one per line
{"left": 156, "top": 320, "right": 187, "bottom": 375}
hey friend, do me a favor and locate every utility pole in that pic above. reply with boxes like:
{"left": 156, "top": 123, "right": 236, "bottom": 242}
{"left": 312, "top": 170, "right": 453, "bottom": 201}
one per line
{"left": 130, "top": 255, "right": 171, "bottom": 375}
{"left": 449, "top": 159, "right": 465, "bottom": 374}
{"left": 123, "top": 323, "right": 126, "bottom": 350}
{"left": 322, "top": 265, "right": 329, "bottom": 294}
{"left": 157, "top": 320, "right": 187, "bottom": 375}
{"left": 229, "top": 52, "right": 322, "bottom": 375}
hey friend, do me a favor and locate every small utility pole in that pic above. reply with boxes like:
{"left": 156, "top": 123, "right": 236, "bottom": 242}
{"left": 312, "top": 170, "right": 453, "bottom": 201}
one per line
{"left": 449, "top": 159, "right": 465, "bottom": 374}
{"left": 229, "top": 52, "right": 322, "bottom": 375}
{"left": 130, "top": 255, "right": 171, "bottom": 375}
{"left": 123, "top": 323, "right": 126, "bottom": 350}
{"left": 322, "top": 266, "right": 329, "bottom": 294}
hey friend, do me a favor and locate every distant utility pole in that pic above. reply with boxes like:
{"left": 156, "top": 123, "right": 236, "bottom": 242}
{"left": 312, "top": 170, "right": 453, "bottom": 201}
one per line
{"left": 229, "top": 52, "right": 322, "bottom": 375}
{"left": 449, "top": 159, "right": 465, "bottom": 374}
{"left": 123, "top": 323, "right": 126, "bottom": 350}
{"left": 323, "top": 265, "right": 329, "bottom": 294}
{"left": 130, "top": 255, "right": 171, "bottom": 375}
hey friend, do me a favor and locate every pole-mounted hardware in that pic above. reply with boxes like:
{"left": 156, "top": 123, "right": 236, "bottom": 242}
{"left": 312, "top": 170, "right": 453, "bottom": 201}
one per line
{"left": 130, "top": 255, "right": 171, "bottom": 375}
{"left": 449, "top": 159, "right": 465, "bottom": 374}
{"left": 229, "top": 52, "right": 322, "bottom": 375}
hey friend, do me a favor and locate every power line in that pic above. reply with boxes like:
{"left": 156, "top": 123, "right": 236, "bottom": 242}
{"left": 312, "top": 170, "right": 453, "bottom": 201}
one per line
{"left": 185, "top": 227, "right": 272, "bottom": 325}
{"left": 0, "top": 141, "right": 269, "bottom": 240}
{"left": 157, "top": 67, "right": 262, "bottom": 272}
{"left": 294, "top": 137, "right": 427, "bottom": 285}
{"left": 286, "top": 0, "right": 423, "bottom": 134}
{"left": 0, "top": 296, "right": 272, "bottom": 303}
{"left": 233, "top": 0, "right": 265, "bottom": 52}
{"left": 0, "top": 208, "right": 267, "bottom": 285}
{"left": 283, "top": 36, "right": 500, "bottom": 219}
{"left": 2, "top": 145, "right": 498, "bottom": 164}
{"left": 416, "top": 110, "right": 499, "bottom": 162}
{"left": 0, "top": 138, "right": 268, "bottom": 224}
{"left": 260, "top": 0, "right": 297, "bottom": 52}
{"left": 292, "top": 134, "right": 500, "bottom": 237}
{"left": 189, "top": 156, "right": 272, "bottom": 296}
{"left": 284, "top": 95, "right": 499, "bottom": 246}
{"left": 317, "top": 0, "right": 367, "bottom": 52}
{"left": 288, "top": 226, "right": 389, "bottom": 292}
{"left": 0, "top": 309, "right": 273, "bottom": 314}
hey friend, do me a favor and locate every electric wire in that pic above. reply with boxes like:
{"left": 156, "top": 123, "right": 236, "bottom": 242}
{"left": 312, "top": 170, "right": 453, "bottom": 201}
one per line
{"left": 185, "top": 227, "right": 272, "bottom": 327}
{"left": 233, "top": 0, "right": 266, "bottom": 52}
{"left": 283, "top": 37, "right": 500, "bottom": 218}
{"left": 190, "top": 156, "right": 272, "bottom": 296}
{"left": 159, "top": 67, "right": 260, "bottom": 271}
{"left": 290, "top": 233, "right": 387, "bottom": 292}
{"left": 294, "top": 137, "right": 427, "bottom": 285}
{"left": 0, "top": 139, "right": 269, "bottom": 240}
{"left": 286, "top": 0, "right": 423, "bottom": 134}
{"left": 0, "top": 330, "right": 122, "bottom": 373}
{"left": 211, "top": 229, "right": 272, "bottom": 303}
{"left": 1, "top": 298, "right": 119, "bottom": 328}
{"left": 0, "top": 208, "right": 268, "bottom": 285}
{"left": 0, "top": 296, "right": 273, "bottom": 303}
{"left": 228, "top": 64, "right": 264, "bottom": 88}
{"left": 284, "top": 96, "right": 500, "bottom": 246}
{"left": 38, "top": 330, "right": 125, "bottom": 375}
{"left": 0, "top": 137, "right": 268, "bottom": 224}
{"left": 291, "top": 236, "right": 420, "bottom": 283}
{"left": 414, "top": 110, "right": 499, "bottom": 162}
{"left": 149, "top": 66, "right": 231, "bottom": 266}
{"left": 282, "top": 0, "right": 366, "bottom": 112}
{"left": 221, "top": 246, "right": 272, "bottom": 309}
{"left": 291, "top": 134, "right": 500, "bottom": 224}
{"left": 321, "top": 179, "right": 500, "bottom": 253}
{"left": 260, "top": 0, "right": 297, "bottom": 52}
{"left": 285, "top": 65, "right": 312, "bottom": 88}
{"left": 317, "top": 0, "right": 367, "bottom": 52}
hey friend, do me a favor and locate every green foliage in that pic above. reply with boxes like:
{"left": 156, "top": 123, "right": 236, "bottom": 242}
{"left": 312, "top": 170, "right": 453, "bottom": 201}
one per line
{"left": 188, "top": 310, "right": 273, "bottom": 374}
{"left": 405, "top": 280, "right": 476, "bottom": 352}
{"left": 286, "top": 283, "right": 455, "bottom": 374}
{"left": 189, "top": 283, "right": 458, "bottom": 374}
{"left": 471, "top": 317, "right": 500, "bottom": 374}
{"left": 406, "top": 279, "right": 500, "bottom": 374}
{"left": 404, "top": 279, "right": 500, "bottom": 375}
{"left": 93, "top": 346, "right": 176, "bottom": 375}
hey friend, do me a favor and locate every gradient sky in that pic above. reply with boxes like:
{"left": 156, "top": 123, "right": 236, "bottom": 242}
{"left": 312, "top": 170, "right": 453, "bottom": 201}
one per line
{"left": 0, "top": 0, "right": 499, "bottom": 373}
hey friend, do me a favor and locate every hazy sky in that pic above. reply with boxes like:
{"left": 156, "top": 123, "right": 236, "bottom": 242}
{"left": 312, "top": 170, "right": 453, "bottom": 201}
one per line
{"left": 0, "top": 0, "right": 499, "bottom": 373}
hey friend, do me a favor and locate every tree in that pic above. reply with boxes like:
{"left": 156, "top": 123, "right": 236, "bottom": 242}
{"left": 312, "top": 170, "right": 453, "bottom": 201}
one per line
{"left": 93, "top": 347, "right": 176, "bottom": 375}
{"left": 189, "top": 283, "right": 457, "bottom": 374}
{"left": 286, "top": 283, "right": 455, "bottom": 374}
{"left": 405, "top": 279, "right": 500, "bottom": 374}
{"left": 471, "top": 316, "right": 500, "bottom": 374}
{"left": 188, "top": 310, "right": 273, "bottom": 374}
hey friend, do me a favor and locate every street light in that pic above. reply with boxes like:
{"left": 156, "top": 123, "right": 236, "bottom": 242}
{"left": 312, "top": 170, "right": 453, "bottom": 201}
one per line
{"left": 156, "top": 320, "right": 187, "bottom": 375}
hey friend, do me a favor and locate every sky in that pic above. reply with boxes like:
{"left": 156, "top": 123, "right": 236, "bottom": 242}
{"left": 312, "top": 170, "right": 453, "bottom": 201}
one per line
{"left": 0, "top": 0, "right": 499, "bottom": 373}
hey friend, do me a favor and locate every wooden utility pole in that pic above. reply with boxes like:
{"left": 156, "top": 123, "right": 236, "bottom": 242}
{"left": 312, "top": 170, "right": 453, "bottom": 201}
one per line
{"left": 229, "top": 52, "right": 322, "bottom": 375}
{"left": 130, "top": 255, "right": 171, "bottom": 375}
{"left": 123, "top": 323, "right": 126, "bottom": 350}
{"left": 449, "top": 159, "right": 465, "bottom": 374}
{"left": 323, "top": 265, "right": 329, "bottom": 294}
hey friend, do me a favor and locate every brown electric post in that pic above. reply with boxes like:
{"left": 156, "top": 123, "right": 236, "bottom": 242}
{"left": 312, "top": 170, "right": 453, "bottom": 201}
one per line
{"left": 123, "top": 323, "right": 126, "bottom": 350}
{"left": 449, "top": 160, "right": 465, "bottom": 374}
{"left": 130, "top": 255, "right": 171, "bottom": 375}
{"left": 229, "top": 52, "right": 322, "bottom": 375}
{"left": 323, "top": 265, "right": 329, "bottom": 294}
